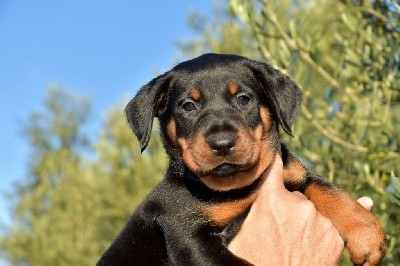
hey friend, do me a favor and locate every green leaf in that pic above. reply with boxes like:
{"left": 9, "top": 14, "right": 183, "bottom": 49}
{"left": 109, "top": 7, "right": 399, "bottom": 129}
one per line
{"left": 391, "top": 172, "right": 400, "bottom": 192}
{"left": 387, "top": 194, "right": 400, "bottom": 206}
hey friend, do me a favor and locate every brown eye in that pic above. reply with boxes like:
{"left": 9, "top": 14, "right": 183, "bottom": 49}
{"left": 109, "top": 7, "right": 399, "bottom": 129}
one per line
{"left": 237, "top": 94, "right": 251, "bottom": 106}
{"left": 181, "top": 100, "right": 196, "bottom": 112}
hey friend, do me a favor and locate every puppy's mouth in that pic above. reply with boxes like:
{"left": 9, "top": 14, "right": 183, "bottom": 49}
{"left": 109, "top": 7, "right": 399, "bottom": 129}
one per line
{"left": 209, "top": 163, "right": 252, "bottom": 177}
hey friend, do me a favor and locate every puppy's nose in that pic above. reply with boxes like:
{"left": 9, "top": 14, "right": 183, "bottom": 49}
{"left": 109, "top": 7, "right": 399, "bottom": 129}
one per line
{"left": 207, "top": 133, "right": 236, "bottom": 156}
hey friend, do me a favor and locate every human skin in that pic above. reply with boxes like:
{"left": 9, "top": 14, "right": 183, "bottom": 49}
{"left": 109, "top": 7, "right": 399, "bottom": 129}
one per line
{"left": 229, "top": 153, "right": 373, "bottom": 265}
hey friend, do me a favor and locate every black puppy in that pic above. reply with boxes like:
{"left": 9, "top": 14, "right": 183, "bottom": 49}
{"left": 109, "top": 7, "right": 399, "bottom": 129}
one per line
{"left": 98, "top": 54, "right": 385, "bottom": 265}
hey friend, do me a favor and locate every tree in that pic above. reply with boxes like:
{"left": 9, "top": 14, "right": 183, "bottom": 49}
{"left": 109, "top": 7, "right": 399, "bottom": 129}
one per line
{"left": 181, "top": 0, "right": 400, "bottom": 264}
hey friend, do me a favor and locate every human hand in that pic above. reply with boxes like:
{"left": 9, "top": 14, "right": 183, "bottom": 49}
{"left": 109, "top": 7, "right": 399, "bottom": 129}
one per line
{"left": 228, "top": 153, "right": 355, "bottom": 265}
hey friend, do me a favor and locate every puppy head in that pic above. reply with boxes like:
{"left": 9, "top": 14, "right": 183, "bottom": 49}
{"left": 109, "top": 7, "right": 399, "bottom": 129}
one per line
{"left": 126, "top": 53, "right": 302, "bottom": 191}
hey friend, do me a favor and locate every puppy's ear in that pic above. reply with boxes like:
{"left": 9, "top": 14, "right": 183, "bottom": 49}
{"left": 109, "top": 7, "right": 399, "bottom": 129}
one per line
{"left": 245, "top": 60, "right": 302, "bottom": 136}
{"left": 125, "top": 73, "right": 170, "bottom": 152}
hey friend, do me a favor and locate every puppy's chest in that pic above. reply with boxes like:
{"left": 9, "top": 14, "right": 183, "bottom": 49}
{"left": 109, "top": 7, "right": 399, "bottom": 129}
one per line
{"left": 151, "top": 179, "right": 257, "bottom": 231}
{"left": 199, "top": 193, "right": 258, "bottom": 227}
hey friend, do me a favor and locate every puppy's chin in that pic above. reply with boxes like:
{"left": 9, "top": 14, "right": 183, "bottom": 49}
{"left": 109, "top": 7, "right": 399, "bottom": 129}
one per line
{"left": 205, "top": 162, "right": 255, "bottom": 177}
{"left": 197, "top": 160, "right": 271, "bottom": 192}
{"left": 210, "top": 164, "right": 240, "bottom": 177}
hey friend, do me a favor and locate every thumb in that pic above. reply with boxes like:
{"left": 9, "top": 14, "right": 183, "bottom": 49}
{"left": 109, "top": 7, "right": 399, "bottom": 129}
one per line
{"left": 357, "top": 196, "right": 373, "bottom": 211}
{"left": 259, "top": 153, "right": 285, "bottom": 193}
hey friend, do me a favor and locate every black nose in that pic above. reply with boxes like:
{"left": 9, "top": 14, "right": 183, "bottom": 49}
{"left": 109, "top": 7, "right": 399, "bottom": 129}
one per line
{"left": 207, "top": 133, "right": 236, "bottom": 156}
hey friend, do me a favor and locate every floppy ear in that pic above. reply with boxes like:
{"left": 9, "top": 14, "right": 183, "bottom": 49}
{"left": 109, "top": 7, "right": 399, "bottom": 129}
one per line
{"left": 245, "top": 60, "right": 303, "bottom": 136}
{"left": 125, "top": 73, "right": 169, "bottom": 152}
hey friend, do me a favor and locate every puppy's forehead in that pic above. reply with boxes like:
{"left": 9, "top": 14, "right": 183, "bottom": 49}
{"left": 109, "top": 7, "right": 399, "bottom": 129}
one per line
{"left": 170, "top": 65, "right": 254, "bottom": 95}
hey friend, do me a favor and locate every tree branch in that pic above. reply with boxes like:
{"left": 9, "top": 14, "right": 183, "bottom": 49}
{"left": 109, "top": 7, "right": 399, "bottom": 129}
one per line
{"left": 301, "top": 105, "right": 369, "bottom": 153}
{"left": 262, "top": 5, "right": 360, "bottom": 102}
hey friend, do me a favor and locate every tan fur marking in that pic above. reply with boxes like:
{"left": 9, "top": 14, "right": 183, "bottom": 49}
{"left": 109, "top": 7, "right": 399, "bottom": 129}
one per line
{"left": 259, "top": 106, "right": 272, "bottom": 132}
{"left": 167, "top": 120, "right": 177, "bottom": 145}
{"left": 305, "top": 183, "right": 380, "bottom": 234}
{"left": 177, "top": 136, "right": 208, "bottom": 171}
{"left": 305, "top": 183, "right": 386, "bottom": 265}
{"left": 190, "top": 88, "right": 201, "bottom": 101}
{"left": 283, "top": 158, "right": 307, "bottom": 183}
{"left": 203, "top": 191, "right": 259, "bottom": 226}
{"left": 229, "top": 83, "right": 239, "bottom": 95}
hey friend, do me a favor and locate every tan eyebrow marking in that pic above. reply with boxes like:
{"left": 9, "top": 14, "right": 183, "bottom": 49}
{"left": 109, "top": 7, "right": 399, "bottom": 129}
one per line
{"left": 229, "top": 83, "right": 239, "bottom": 95}
{"left": 190, "top": 87, "right": 201, "bottom": 101}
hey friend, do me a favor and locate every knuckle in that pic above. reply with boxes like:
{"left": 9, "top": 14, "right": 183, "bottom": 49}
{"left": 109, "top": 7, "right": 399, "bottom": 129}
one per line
{"left": 299, "top": 200, "right": 316, "bottom": 215}
{"left": 292, "top": 191, "right": 307, "bottom": 199}
{"left": 320, "top": 215, "right": 335, "bottom": 231}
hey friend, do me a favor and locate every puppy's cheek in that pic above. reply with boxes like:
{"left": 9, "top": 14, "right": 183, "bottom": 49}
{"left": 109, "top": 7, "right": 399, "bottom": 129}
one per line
{"left": 231, "top": 127, "right": 258, "bottom": 163}
{"left": 260, "top": 106, "right": 272, "bottom": 134}
{"left": 178, "top": 138, "right": 199, "bottom": 172}
{"left": 166, "top": 119, "right": 185, "bottom": 158}
{"left": 166, "top": 119, "right": 178, "bottom": 146}
{"left": 177, "top": 135, "right": 212, "bottom": 172}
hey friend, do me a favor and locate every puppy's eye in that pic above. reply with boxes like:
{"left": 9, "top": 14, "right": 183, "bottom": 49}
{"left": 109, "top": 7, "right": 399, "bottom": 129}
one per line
{"left": 237, "top": 94, "right": 251, "bottom": 106}
{"left": 181, "top": 100, "right": 197, "bottom": 112}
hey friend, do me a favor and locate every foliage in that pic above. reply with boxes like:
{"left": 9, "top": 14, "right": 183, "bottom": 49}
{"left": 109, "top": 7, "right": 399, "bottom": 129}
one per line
{"left": 177, "top": 0, "right": 258, "bottom": 59}
{"left": 388, "top": 172, "right": 400, "bottom": 206}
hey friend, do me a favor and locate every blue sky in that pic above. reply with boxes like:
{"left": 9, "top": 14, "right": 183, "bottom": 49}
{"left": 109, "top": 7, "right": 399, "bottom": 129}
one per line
{"left": 0, "top": 1, "right": 213, "bottom": 226}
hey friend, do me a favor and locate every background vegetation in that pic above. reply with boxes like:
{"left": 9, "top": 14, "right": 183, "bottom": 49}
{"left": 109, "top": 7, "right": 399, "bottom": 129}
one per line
{"left": 1, "top": 0, "right": 399, "bottom": 265}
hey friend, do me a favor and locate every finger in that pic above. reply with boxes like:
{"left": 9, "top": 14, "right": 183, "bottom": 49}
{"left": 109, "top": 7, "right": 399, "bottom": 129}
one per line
{"left": 357, "top": 196, "right": 373, "bottom": 211}
{"left": 291, "top": 191, "right": 308, "bottom": 200}
{"left": 259, "top": 153, "right": 285, "bottom": 192}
